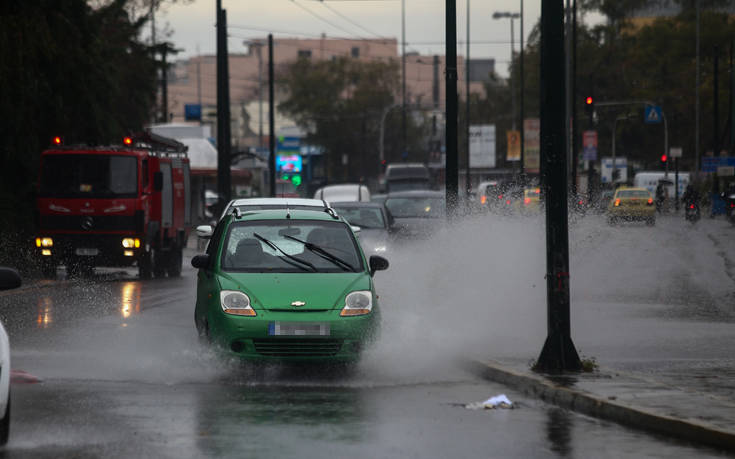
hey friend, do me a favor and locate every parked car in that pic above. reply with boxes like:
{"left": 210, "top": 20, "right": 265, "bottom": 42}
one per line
{"left": 0, "top": 267, "right": 18, "bottom": 445}
{"left": 384, "top": 190, "right": 445, "bottom": 239}
{"left": 314, "top": 184, "right": 371, "bottom": 202}
{"left": 331, "top": 201, "right": 394, "bottom": 255}
{"left": 384, "top": 163, "right": 430, "bottom": 192}
{"left": 192, "top": 208, "right": 389, "bottom": 363}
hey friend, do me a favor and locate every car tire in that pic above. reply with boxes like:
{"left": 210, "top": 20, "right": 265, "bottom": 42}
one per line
{"left": 138, "top": 250, "right": 152, "bottom": 279}
{"left": 166, "top": 247, "right": 182, "bottom": 277}
{"left": 647, "top": 217, "right": 656, "bottom": 226}
{"left": 153, "top": 250, "right": 167, "bottom": 278}
{"left": 196, "top": 318, "right": 211, "bottom": 345}
{"left": 0, "top": 391, "right": 10, "bottom": 446}
{"left": 607, "top": 217, "right": 616, "bottom": 226}
{"left": 41, "top": 263, "right": 56, "bottom": 279}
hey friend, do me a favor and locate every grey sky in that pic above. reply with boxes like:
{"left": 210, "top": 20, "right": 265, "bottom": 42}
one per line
{"left": 158, "top": 0, "right": 602, "bottom": 77}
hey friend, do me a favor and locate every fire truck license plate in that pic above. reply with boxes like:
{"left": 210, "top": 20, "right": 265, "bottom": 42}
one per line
{"left": 75, "top": 248, "right": 98, "bottom": 256}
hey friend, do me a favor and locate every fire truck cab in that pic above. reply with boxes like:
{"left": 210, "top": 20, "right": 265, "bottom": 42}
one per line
{"left": 35, "top": 133, "right": 191, "bottom": 279}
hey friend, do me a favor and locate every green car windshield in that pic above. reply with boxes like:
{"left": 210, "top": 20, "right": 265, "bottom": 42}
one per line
{"left": 221, "top": 220, "right": 363, "bottom": 273}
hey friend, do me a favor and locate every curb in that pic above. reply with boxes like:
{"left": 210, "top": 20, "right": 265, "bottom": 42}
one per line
{"left": 468, "top": 359, "right": 735, "bottom": 451}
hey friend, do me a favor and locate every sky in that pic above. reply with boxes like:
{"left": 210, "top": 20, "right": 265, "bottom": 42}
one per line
{"left": 156, "top": 0, "right": 604, "bottom": 77}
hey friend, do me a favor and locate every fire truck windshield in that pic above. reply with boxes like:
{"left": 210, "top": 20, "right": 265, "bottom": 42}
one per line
{"left": 40, "top": 154, "right": 138, "bottom": 198}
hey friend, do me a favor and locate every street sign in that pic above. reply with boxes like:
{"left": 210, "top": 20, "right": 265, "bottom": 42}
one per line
{"left": 717, "top": 166, "right": 735, "bottom": 176}
{"left": 669, "top": 147, "right": 682, "bottom": 158}
{"left": 600, "top": 157, "right": 627, "bottom": 183}
{"left": 184, "top": 104, "right": 202, "bottom": 121}
{"left": 702, "top": 156, "right": 735, "bottom": 172}
{"left": 582, "top": 130, "right": 598, "bottom": 161}
{"left": 506, "top": 130, "right": 521, "bottom": 161}
{"left": 469, "top": 125, "right": 496, "bottom": 168}
{"left": 644, "top": 105, "right": 663, "bottom": 124}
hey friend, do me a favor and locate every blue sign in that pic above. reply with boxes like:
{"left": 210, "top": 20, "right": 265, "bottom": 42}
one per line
{"left": 276, "top": 154, "right": 302, "bottom": 173}
{"left": 701, "top": 156, "right": 735, "bottom": 172}
{"left": 644, "top": 105, "right": 662, "bottom": 124}
{"left": 184, "top": 104, "right": 201, "bottom": 121}
{"left": 277, "top": 136, "right": 301, "bottom": 152}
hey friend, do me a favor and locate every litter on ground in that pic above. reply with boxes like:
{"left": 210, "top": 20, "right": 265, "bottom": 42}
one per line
{"left": 465, "top": 394, "right": 514, "bottom": 410}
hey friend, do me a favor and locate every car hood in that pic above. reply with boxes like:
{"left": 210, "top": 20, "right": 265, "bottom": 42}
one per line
{"left": 217, "top": 272, "right": 371, "bottom": 311}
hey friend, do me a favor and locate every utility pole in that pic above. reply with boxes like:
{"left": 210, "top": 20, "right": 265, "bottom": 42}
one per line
{"left": 696, "top": 1, "right": 701, "bottom": 176}
{"left": 216, "top": 0, "right": 231, "bottom": 204}
{"left": 268, "top": 34, "right": 276, "bottom": 197}
{"left": 465, "top": 0, "right": 471, "bottom": 196}
{"left": 520, "top": 0, "right": 525, "bottom": 176}
{"left": 161, "top": 46, "right": 168, "bottom": 122}
{"left": 570, "top": 0, "right": 578, "bottom": 194}
{"left": 714, "top": 46, "right": 720, "bottom": 158}
{"left": 445, "top": 0, "right": 459, "bottom": 217}
{"left": 402, "top": 0, "right": 407, "bottom": 160}
{"left": 535, "top": 0, "right": 582, "bottom": 373}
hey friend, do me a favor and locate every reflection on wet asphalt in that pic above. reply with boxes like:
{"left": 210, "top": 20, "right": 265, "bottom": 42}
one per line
{"left": 1, "top": 214, "right": 734, "bottom": 457}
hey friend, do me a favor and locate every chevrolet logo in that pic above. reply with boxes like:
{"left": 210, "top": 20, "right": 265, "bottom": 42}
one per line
{"left": 291, "top": 301, "right": 306, "bottom": 307}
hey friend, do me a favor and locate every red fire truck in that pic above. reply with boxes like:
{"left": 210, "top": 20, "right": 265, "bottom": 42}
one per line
{"left": 34, "top": 132, "right": 191, "bottom": 279}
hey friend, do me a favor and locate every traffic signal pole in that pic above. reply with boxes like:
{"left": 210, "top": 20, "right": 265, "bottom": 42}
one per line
{"left": 445, "top": 0, "right": 459, "bottom": 218}
{"left": 268, "top": 34, "right": 276, "bottom": 197}
{"left": 216, "top": 1, "right": 232, "bottom": 205}
{"left": 535, "top": 0, "right": 582, "bottom": 373}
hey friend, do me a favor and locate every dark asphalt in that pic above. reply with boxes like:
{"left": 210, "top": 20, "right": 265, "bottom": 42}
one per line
{"left": 0, "top": 213, "right": 732, "bottom": 457}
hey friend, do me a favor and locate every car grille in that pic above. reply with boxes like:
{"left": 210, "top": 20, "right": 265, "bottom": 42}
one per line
{"left": 252, "top": 338, "right": 343, "bottom": 357}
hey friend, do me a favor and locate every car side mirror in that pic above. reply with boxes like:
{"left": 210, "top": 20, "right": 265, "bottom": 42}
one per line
{"left": 191, "top": 254, "right": 211, "bottom": 270}
{"left": 0, "top": 267, "right": 21, "bottom": 290}
{"left": 196, "top": 225, "right": 213, "bottom": 239}
{"left": 153, "top": 171, "right": 163, "bottom": 191}
{"left": 369, "top": 255, "right": 389, "bottom": 276}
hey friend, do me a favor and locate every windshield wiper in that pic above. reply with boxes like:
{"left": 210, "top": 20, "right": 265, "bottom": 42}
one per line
{"left": 283, "top": 234, "right": 355, "bottom": 272}
{"left": 253, "top": 233, "right": 317, "bottom": 272}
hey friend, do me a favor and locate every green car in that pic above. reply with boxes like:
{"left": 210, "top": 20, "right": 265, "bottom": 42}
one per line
{"left": 192, "top": 208, "right": 389, "bottom": 362}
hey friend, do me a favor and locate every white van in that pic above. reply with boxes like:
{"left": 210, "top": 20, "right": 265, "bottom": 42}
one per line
{"left": 633, "top": 171, "right": 690, "bottom": 198}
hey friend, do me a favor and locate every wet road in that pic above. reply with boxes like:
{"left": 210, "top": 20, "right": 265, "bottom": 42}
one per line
{"left": 0, "top": 212, "right": 733, "bottom": 457}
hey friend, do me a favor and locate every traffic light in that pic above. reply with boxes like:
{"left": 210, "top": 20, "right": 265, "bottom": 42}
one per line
{"left": 660, "top": 154, "right": 668, "bottom": 165}
{"left": 584, "top": 96, "right": 595, "bottom": 124}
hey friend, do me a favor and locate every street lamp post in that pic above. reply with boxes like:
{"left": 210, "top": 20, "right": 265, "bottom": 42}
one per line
{"left": 245, "top": 40, "right": 265, "bottom": 150}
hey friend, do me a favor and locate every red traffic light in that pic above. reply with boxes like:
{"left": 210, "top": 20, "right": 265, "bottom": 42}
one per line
{"left": 52, "top": 136, "right": 63, "bottom": 145}
{"left": 660, "top": 154, "right": 667, "bottom": 163}
{"left": 123, "top": 136, "right": 133, "bottom": 145}
{"left": 585, "top": 96, "right": 593, "bottom": 105}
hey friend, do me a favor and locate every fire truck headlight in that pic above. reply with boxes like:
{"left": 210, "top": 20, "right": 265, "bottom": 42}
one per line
{"left": 37, "top": 237, "right": 53, "bottom": 248}
{"left": 122, "top": 238, "right": 140, "bottom": 249}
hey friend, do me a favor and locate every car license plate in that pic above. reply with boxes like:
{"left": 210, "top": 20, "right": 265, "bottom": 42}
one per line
{"left": 268, "top": 322, "right": 330, "bottom": 336}
{"left": 75, "top": 248, "right": 99, "bottom": 256}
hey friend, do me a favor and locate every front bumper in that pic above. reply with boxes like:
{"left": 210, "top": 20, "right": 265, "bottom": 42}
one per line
{"left": 208, "top": 309, "right": 380, "bottom": 362}
{"left": 34, "top": 233, "right": 143, "bottom": 267}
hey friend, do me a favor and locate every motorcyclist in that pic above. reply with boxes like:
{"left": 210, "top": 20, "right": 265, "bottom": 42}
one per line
{"left": 682, "top": 184, "right": 700, "bottom": 206}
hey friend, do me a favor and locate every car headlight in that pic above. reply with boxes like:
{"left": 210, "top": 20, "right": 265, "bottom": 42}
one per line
{"left": 220, "top": 290, "right": 256, "bottom": 316}
{"left": 341, "top": 290, "right": 373, "bottom": 316}
{"left": 373, "top": 246, "right": 387, "bottom": 253}
{"left": 122, "top": 238, "right": 140, "bottom": 248}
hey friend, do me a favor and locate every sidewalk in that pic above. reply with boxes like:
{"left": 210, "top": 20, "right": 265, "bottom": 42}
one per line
{"left": 469, "top": 359, "right": 735, "bottom": 451}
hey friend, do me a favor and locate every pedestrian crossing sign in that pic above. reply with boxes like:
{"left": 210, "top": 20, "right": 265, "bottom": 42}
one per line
{"left": 644, "top": 105, "right": 662, "bottom": 124}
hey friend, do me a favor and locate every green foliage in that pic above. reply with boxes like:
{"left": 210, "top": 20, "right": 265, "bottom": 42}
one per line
{"left": 278, "top": 57, "right": 426, "bottom": 182}
{"left": 0, "top": 0, "right": 158, "bottom": 265}
{"left": 508, "top": 6, "right": 735, "bottom": 173}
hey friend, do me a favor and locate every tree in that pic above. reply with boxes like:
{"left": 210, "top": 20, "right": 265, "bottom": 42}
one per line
{"left": 0, "top": 0, "right": 160, "bottom": 265}
{"left": 279, "top": 57, "right": 427, "bottom": 183}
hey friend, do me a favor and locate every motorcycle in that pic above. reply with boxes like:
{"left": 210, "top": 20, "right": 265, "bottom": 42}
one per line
{"left": 685, "top": 200, "right": 701, "bottom": 224}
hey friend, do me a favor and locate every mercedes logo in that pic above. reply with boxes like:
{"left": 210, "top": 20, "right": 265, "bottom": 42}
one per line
{"left": 81, "top": 216, "right": 94, "bottom": 230}
{"left": 291, "top": 301, "right": 306, "bottom": 307}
